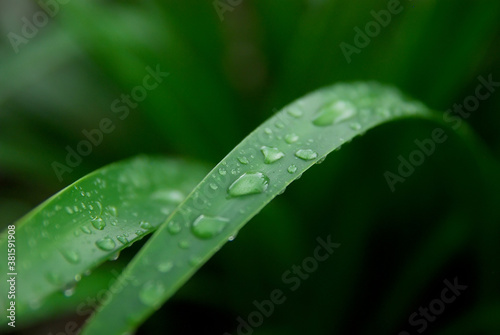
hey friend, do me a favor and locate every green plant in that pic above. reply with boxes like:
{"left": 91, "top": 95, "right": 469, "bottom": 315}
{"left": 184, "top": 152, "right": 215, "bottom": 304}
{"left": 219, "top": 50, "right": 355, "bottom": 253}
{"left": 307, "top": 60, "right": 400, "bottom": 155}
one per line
{"left": 1, "top": 1, "right": 499, "bottom": 334}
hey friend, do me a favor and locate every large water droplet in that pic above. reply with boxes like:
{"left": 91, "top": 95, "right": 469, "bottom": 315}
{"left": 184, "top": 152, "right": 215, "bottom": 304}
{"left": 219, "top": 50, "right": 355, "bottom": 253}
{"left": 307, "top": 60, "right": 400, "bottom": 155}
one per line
{"left": 167, "top": 221, "right": 182, "bottom": 235}
{"left": 295, "top": 149, "right": 318, "bottom": 161}
{"left": 61, "top": 250, "right": 80, "bottom": 264}
{"left": 313, "top": 100, "right": 356, "bottom": 126}
{"left": 228, "top": 172, "right": 270, "bottom": 197}
{"left": 139, "top": 281, "right": 165, "bottom": 307}
{"left": 191, "top": 215, "right": 229, "bottom": 239}
{"left": 261, "top": 146, "right": 285, "bottom": 164}
{"left": 95, "top": 238, "right": 116, "bottom": 251}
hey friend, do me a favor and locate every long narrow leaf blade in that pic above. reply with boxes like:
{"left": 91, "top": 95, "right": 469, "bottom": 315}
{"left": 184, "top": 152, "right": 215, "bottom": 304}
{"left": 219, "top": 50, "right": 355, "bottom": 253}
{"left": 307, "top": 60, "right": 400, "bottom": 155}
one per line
{"left": 82, "top": 82, "right": 438, "bottom": 334}
{"left": 0, "top": 157, "right": 208, "bottom": 316}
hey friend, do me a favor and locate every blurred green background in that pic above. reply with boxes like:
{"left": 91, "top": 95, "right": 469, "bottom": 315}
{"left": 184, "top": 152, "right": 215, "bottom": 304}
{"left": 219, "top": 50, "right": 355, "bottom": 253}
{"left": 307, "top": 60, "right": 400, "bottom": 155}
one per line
{"left": 1, "top": 0, "right": 499, "bottom": 334}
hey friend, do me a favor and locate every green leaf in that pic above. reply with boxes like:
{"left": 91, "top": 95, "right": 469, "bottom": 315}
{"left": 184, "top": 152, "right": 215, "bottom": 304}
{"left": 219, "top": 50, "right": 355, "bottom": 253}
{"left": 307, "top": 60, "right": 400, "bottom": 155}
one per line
{"left": 0, "top": 157, "right": 208, "bottom": 316}
{"left": 82, "top": 82, "right": 445, "bottom": 334}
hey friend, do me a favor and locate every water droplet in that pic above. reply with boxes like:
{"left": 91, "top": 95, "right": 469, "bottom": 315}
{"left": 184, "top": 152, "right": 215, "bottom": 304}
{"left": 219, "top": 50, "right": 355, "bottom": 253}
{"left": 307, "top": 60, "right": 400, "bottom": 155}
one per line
{"left": 275, "top": 122, "right": 285, "bottom": 129}
{"left": 191, "top": 215, "right": 229, "bottom": 239}
{"left": 209, "top": 183, "right": 219, "bottom": 190}
{"left": 43, "top": 220, "right": 50, "bottom": 227}
{"left": 285, "top": 133, "right": 299, "bottom": 144}
{"left": 295, "top": 149, "right": 318, "bottom": 161}
{"left": 264, "top": 127, "right": 273, "bottom": 135}
{"left": 117, "top": 235, "right": 128, "bottom": 244}
{"left": 80, "top": 226, "right": 92, "bottom": 235}
{"left": 237, "top": 156, "right": 249, "bottom": 165}
{"left": 65, "top": 207, "right": 74, "bottom": 214}
{"left": 108, "top": 206, "right": 118, "bottom": 216}
{"left": 167, "top": 221, "right": 182, "bottom": 235}
{"left": 287, "top": 107, "right": 303, "bottom": 118}
{"left": 261, "top": 146, "right": 285, "bottom": 164}
{"left": 139, "top": 221, "right": 153, "bottom": 230}
{"left": 219, "top": 168, "right": 227, "bottom": 176}
{"left": 349, "top": 122, "right": 362, "bottom": 130}
{"left": 157, "top": 261, "right": 173, "bottom": 273}
{"left": 91, "top": 218, "right": 106, "bottom": 230}
{"left": 95, "top": 238, "right": 116, "bottom": 251}
{"left": 61, "top": 250, "right": 80, "bottom": 264}
{"left": 313, "top": 100, "right": 356, "bottom": 126}
{"left": 46, "top": 272, "right": 62, "bottom": 286}
{"left": 151, "top": 190, "right": 185, "bottom": 204}
{"left": 63, "top": 287, "right": 76, "bottom": 297}
{"left": 109, "top": 252, "right": 120, "bottom": 261}
{"left": 178, "top": 240, "right": 190, "bottom": 249}
{"left": 139, "top": 281, "right": 165, "bottom": 307}
{"left": 189, "top": 256, "right": 202, "bottom": 266}
{"left": 228, "top": 172, "right": 270, "bottom": 197}
{"left": 288, "top": 165, "right": 298, "bottom": 174}
{"left": 316, "top": 156, "right": 327, "bottom": 165}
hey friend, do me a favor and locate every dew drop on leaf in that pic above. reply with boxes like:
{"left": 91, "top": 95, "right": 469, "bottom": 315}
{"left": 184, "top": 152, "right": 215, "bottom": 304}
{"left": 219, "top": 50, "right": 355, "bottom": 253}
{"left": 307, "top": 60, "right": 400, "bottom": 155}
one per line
{"left": 167, "top": 221, "right": 182, "bottom": 235}
{"left": 228, "top": 172, "right": 270, "bottom": 197}
{"left": 295, "top": 149, "right": 318, "bottom": 161}
{"left": 313, "top": 100, "right": 356, "bottom": 126}
{"left": 191, "top": 215, "right": 229, "bottom": 240}
{"left": 284, "top": 133, "right": 299, "bottom": 144}
{"left": 95, "top": 238, "right": 116, "bottom": 251}
{"left": 139, "top": 281, "right": 165, "bottom": 307}
{"left": 261, "top": 146, "right": 285, "bottom": 164}
{"left": 61, "top": 250, "right": 80, "bottom": 264}
{"left": 157, "top": 261, "right": 173, "bottom": 273}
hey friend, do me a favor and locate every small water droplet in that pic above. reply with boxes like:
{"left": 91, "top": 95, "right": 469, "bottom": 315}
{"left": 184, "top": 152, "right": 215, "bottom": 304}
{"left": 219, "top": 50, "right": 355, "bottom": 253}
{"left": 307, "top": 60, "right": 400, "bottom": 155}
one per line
{"left": 117, "top": 235, "right": 128, "bottom": 244}
{"left": 91, "top": 218, "right": 106, "bottom": 230}
{"left": 191, "top": 215, "right": 229, "bottom": 240}
{"left": 189, "top": 256, "right": 202, "bottom": 266}
{"left": 178, "top": 240, "right": 190, "bottom": 249}
{"left": 287, "top": 107, "right": 303, "bottom": 118}
{"left": 63, "top": 287, "right": 76, "bottom": 297}
{"left": 108, "top": 206, "right": 118, "bottom": 216}
{"left": 219, "top": 168, "right": 227, "bottom": 176}
{"left": 65, "top": 207, "right": 74, "bottom": 214}
{"left": 237, "top": 156, "right": 249, "bottom": 165}
{"left": 228, "top": 172, "right": 270, "bottom": 197}
{"left": 139, "top": 281, "right": 165, "bottom": 307}
{"left": 157, "top": 261, "right": 173, "bottom": 273}
{"left": 95, "top": 238, "right": 116, "bottom": 251}
{"left": 261, "top": 146, "right": 285, "bottom": 164}
{"left": 295, "top": 149, "right": 318, "bottom": 161}
{"left": 167, "top": 221, "right": 182, "bottom": 235}
{"left": 61, "top": 250, "right": 80, "bottom": 264}
{"left": 313, "top": 100, "right": 356, "bottom": 126}
{"left": 209, "top": 183, "right": 219, "bottom": 190}
{"left": 284, "top": 133, "right": 299, "bottom": 144}
{"left": 316, "top": 156, "right": 327, "bottom": 165}
{"left": 349, "top": 122, "right": 362, "bottom": 130}
{"left": 80, "top": 226, "right": 92, "bottom": 235}
{"left": 288, "top": 165, "right": 298, "bottom": 174}
{"left": 275, "top": 122, "right": 285, "bottom": 129}
{"left": 109, "top": 252, "right": 120, "bottom": 261}
{"left": 264, "top": 127, "right": 273, "bottom": 135}
{"left": 139, "top": 221, "right": 153, "bottom": 230}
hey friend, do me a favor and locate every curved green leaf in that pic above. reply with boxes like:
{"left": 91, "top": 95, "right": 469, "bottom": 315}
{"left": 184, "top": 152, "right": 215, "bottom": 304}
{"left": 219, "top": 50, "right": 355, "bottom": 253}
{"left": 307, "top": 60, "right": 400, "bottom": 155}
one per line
{"left": 0, "top": 157, "right": 208, "bottom": 316}
{"left": 82, "top": 82, "right": 447, "bottom": 334}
